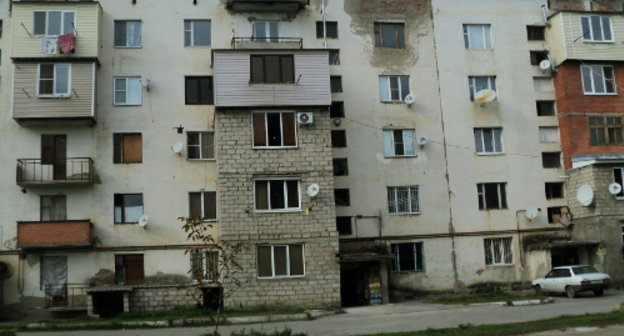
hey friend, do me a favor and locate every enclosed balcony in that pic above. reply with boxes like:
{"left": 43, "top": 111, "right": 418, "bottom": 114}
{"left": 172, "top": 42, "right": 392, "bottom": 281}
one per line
{"left": 17, "top": 158, "right": 94, "bottom": 187}
{"left": 17, "top": 220, "right": 93, "bottom": 250}
{"left": 226, "top": 0, "right": 308, "bottom": 13}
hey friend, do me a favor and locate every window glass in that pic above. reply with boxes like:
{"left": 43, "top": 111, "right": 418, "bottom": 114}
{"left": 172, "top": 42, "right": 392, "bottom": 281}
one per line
{"left": 114, "top": 194, "right": 143, "bottom": 223}
{"left": 464, "top": 24, "right": 492, "bottom": 49}
{"left": 374, "top": 22, "right": 404, "bottom": 48}
{"left": 115, "top": 21, "right": 142, "bottom": 47}
{"left": 379, "top": 76, "right": 410, "bottom": 102}
{"left": 257, "top": 246, "right": 272, "bottom": 277}
{"left": 253, "top": 112, "right": 296, "bottom": 148}
{"left": 316, "top": 21, "right": 338, "bottom": 38}
{"left": 185, "top": 20, "right": 211, "bottom": 46}
{"left": 114, "top": 77, "right": 142, "bottom": 105}
{"left": 255, "top": 179, "right": 299, "bottom": 211}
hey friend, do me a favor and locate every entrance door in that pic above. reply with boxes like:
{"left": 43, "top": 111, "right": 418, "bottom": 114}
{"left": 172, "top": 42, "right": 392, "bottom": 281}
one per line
{"left": 41, "top": 135, "right": 66, "bottom": 180}
{"left": 41, "top": 256, "right": 68, "bottom": 305}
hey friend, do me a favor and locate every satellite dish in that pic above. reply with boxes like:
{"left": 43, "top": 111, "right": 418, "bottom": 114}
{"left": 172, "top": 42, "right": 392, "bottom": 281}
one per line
{"left": 474, "top": 89, "right": 497, "bottom": 103}
{"left": 539, "top": 59, "right": 552, "bottom": 71}
{"left": 576, "top": 185, "right": 594, "bottom": 206}
{"left": 417, "top": 135, "right": 428, "bottom": 146}
{"left": 138, "top": 215, "right": 149, "bottom": 228}
{"left": 172, "top": 142, "right": 184, "bottom": 154}
{"left": 526, "top": 207, "right": 539, "bottom": 220}
{"left": 608, "top": 182, "right": 622, "bottom": 195}
{"left": 404, "top": 93, "right": 416, "bottom": 105}
{"left": 307, "top": 183, "right": 320, "bottom": 197}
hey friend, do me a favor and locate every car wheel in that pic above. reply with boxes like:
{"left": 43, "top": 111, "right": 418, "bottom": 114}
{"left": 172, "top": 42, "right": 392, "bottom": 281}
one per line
{"left": 566, "top": 286, "right": 576, "bottom": 298}
{"left": 593, "top": 289, "right": 604, "bottom": 296}
{"left": 534, "top": 285, "right": 543, "bottom": 296}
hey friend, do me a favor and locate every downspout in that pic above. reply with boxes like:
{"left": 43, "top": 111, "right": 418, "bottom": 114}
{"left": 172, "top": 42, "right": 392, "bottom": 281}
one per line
{"left": 516, "top": 210, "right": 526, "bottom": 268}
{"left": 321, "top": 0, "right": 327, "bottom": 48}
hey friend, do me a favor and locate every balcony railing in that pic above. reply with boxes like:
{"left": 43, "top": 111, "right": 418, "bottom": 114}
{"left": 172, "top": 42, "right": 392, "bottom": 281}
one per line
{"left": 17, "top": 158, "right": 94, "bottom": 186}
{"left": 226, "top": 0, "right": 308, "bottom": 13}
{"left": 231, "top": 37, "right": 303, "bottom": 49}
{"left": 45, "top": 284, "right": 89, "bottom": 310}
{"left": 17, "top": 220, "right": 93, "bottom": 249}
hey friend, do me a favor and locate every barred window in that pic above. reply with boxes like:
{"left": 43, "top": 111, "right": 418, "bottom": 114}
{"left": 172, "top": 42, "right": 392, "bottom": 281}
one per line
{"left": 388, "top": 186, "right": 419, "bottom": 214}
{"left": 484, "top": 237, "right": 512, "bottom": 265}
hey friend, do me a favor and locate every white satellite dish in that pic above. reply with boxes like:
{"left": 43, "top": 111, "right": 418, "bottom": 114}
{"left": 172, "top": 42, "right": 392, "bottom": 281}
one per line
{"left": 608, "top": 182, "right": 622, "bottom": 195}
{"left": 307, "top": 183, "right": 320, "bottom": 197}
{"left": 539, "top": 59, "right": 552, "bottom": 71}
{"left": 138, "top": 214, "right": 149, "bottom": 228}
{"left": 576, "top": 184, "right": 594, "bottom": 206}
{"left": 404, "top": 93, "right": 416, "bottom": 105}
{"left": 526, "top": 207, "right": 539, "bottom": 220}
{"left": 416, "top": 135, "right": 428, "bottom": 146}
{"left": 474, "top": 89, "right": 497, "bottom": 103}
{"left": 172, "top": 142, "right": 184, "bottom": 155}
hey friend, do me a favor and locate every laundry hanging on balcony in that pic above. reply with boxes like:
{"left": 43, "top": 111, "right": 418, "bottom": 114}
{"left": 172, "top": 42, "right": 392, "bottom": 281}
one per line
{"left": 58, "top": 33, "right": 75, "bottom": 53}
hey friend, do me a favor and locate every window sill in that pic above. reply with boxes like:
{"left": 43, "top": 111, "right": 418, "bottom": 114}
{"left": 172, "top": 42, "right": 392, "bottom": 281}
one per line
{"left": 485, "top": 264, "right": 514, "bottom": 267}
{"left": 252, "top": 146, "right": 298, "bottom": 150}
{"left": 184, "top": 45, "right": 213, "bottom": 48}
{"left": 391, "top": 270, "right": 425, "bottom": 273}
{"left": 582, "top": 40, "right": 615, "bottom": 44}
{"left": 257, "top": 275, "right": 305, "bottom": 280}
{"left": 37, "top": 95, "right": 71, "bottom": 99}
{"left": 114, "top": 222, "right": 139, "bottom": 225}
{"left": 254, "top": 209, "right": 302, "bottom": 214}
{"left": 187, "top": 158, "right": 216, "bottom": 162}
{"left": 479, "top": 208, "right": 508, "bottom": 211}
{"left": 385, "top": 155, "right": 418, "bottom": 159}
{"left": 583, "top": 92, "right": 617, "bottom": 96}
{"left": 113, "top": 103, "right": 143, "bottom": 106}
{"left": 114, "top": 161, "right": 143, "bottom": 164}
{"left": 389, "top": 212, "right": 421, "bottom": 216}
{"left": 380, "top": 101, "right": 406, "bottom": 104}
{"left": 616, "top": 197, "right": 624, "bottom": 201}
{"left": 476, "top": 152, "right": 505, "bottom": 156}
{"left": 249, "top": 82, "right": 297, "bottom": 86}
{"left": 465, "top": 48, "right": 494, "bottom": 51}
{"left": 114, "top": 46, "right": 143, "bottom": 49}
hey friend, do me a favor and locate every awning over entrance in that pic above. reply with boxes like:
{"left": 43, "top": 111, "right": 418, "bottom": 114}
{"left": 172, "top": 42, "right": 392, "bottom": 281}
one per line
{"left": 339, "top": 240, "right": 391, "bottom": 263}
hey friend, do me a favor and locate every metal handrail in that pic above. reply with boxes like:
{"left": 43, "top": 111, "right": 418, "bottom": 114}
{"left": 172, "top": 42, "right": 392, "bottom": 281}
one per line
{"left": 231, "top": 37, "right": 303, "bottom": 49}
{"left": 17, "top": 157, "right": 94, "bottom": 184}
{"left": 44, "top": 283, "right": 89, "bottom": 308}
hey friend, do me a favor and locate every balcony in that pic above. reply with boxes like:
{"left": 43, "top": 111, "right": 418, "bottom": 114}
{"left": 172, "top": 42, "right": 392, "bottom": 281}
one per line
{"left": 231, "top": 37, "right": 303, "bottom": 49}
{"left": 226, "top": 0, "right": 308, "bottom": 13}
{"left": 17, "top": 220, "right": 93, "bottom": 250}
{"left": 17, "top": 158, "right": 94, "bottom": 187}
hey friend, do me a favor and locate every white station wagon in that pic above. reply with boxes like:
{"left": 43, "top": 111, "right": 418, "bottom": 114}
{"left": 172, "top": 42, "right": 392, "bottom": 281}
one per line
{"left": 532, "top": 265, "right": 611, "bottom": 298}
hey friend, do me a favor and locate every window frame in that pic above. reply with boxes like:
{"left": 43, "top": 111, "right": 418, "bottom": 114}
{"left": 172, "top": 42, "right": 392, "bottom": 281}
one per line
{"left": 328, "top": 49, "right": 340, "bottom": 65}
{"left": 316, "top": 21, "right": 338, "bottom": 39}
{"left": 257, "top": 244, "right": 305, "bottom": 279}
{"left": 185, "top": 76, "right": 214, "bottom": 105}
{"left": 252, "top": 111, "right": 297, "bottom": 149}
{"left": 37, "top": 63, "right": 71, "bottom": 98}
{"left": 383, "top": 129, "right": 416, "bottom": 157}
{"left": 387, "top": 185, "right": 420, "bottom": 215}
{"left": 191, "top": 250, "right": 219, "bottom": 282}
{"left": 33, "top": 10, "right": 76, "bottom": 36}
{"left": 581, "top": 65, "right": 616, "bottom": 95}
{"left": 188, "top": 191, "right": 217, "bottom": 221}
{"left": 113, "top": 193, "right": 144, "bottom": 224}
{"left": 379, "top": 75, "right": 410, "bottom": 102}
{"left": 613, "top": 168, "right": 624, "bottom": 199}
{"left": 252, "top": 20, "right": 279, "bottom": 42}
{"left": 474, "top": 128, "right": 503, "bottom": 155}
{"left": 250, "top": 54, "right": 295, "bottom": 84}
{"left": 184, "top": 19, "right": 211, "bottom": 47}
{"left": 113, "top": 133, "right": 143, "bottom": 164}
{"left": 463, "top": 24, "right": 492, "bottom": 49}
{"left": 113, "top": 76, "right": 142, "bottom": 105}
{"left": 253, "top": 178, "right": 301, "bottom": 212}
{"left": 526, "top": 25, "right": 545, "bottom": 41}
{"left": 536, "top": 101, "right": 556, "bottom": 116}
{"left": 477, "top": 183, "right": 507, "bottom": 210}
{"left": 484, "top": 237, "right": 513, "bottom": 266}
{"left": 539, "top": 126, "right": 560, "bottom": 143}
{"left": 115, "top": 254, "right": 144, "bottom": 284}
{"left": 542, "top": 152, "right": 562, "bottom": 169}
{"left": 545, "top": 182, "right": 565, "bottom": 199}
{"left": 187, "top": 131, "right": 215, "bottom": 160}
{"left": 468, "top": 76, "right": 497, "bottom": 101}
{"left": 391, "top": 242, "right": 425, "bottom": 272}
{"left": 114, "top": 20, "right": 142, "bottom": 48}
{"left": 581, "top": 16, "right": 614, "bottom": 43}
{"left": 589, "top": 116, "right": 623, "bottom": 146}
{"left": 374, "top": 22, "right": 405, "bottom": 49}
{"left": 334, "top": 188, "right": 351, "bottom": 206}
{"left": 330, "top": 76, "right": 342, "bottom": 93}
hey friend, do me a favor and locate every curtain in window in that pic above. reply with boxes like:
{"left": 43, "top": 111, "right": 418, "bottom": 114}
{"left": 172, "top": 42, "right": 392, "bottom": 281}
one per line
{"left": 403, "top": 130, "right": 415, "bottom": 155}
{"left": 257, "top": 246, "right": 272, "bottom": 277}
{"left": 379, "top": 77, "right": 390, "bottom": 102}
{"left": 126, "top": 22, "right": 141, "bottom": 47}
{"left": 54, "top": 64, "right": 70, "bottom": 95}
{"left": 255, "top": 181, "right": 269, "bottom": 210}
{"left": 289, "top": 245, "right": 304, "bottom": 275}
{"left": 41, "top": 256, "right": 67, "bottom": 296}
{"left": 127, "top": 78, "right": 141, "bottom": 104}
{"left": 124, "top": 194, "right": 143, "bottom": 222}
{"left": 383, "top": 130, "right": 394, "bottom": 156}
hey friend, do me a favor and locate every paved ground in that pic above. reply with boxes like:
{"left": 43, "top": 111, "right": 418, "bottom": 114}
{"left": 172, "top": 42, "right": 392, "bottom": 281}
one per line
{"left": 17, "top": 290, "right": 624, "bottom": 336}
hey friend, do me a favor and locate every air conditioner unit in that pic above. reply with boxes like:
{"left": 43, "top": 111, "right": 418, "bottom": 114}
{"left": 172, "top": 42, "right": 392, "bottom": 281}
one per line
{"left": 297, "top": 112, "right": 314, "bottom": 125}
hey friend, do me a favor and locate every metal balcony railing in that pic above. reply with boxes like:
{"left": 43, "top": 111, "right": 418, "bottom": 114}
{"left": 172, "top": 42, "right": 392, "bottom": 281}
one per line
{"left": 44, "top": 284, "right": 89, "bottom": 309}
{"left": 231, "top": 37, "right": 303, "bottom": 49}
{"left": 17, "top": 158, "right": 94, "bottom": 186}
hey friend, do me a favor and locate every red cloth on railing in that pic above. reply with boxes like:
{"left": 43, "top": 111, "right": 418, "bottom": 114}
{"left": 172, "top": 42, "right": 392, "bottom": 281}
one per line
{"left": 58, "top": 33, "right": 75, "bottom": 53}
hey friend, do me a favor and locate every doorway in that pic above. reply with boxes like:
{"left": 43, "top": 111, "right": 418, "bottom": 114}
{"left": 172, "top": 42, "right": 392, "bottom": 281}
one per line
{"left": 41, "top": 135, "right": 66, "bottom": 180}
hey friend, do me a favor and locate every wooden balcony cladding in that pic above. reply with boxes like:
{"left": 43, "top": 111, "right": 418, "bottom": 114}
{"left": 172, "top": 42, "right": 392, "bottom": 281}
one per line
{"left": 17, "top": 158, "right": 94, "bottom": 186}
{"left": 17, "top": 220, "right": 93, "bottom": 250}
{"left": 13, "top": 62, "right": 96, "bottom": 125}
{"left": 213, "top": 50, "right": 331, "bottom": 107}
{"left": 10, "top": 1, "right": 101, "bottom": 59}
{"left": 549, "top": 12, "right": 624, "bottom": 64}
{"left": 226, "top": 0, "right": 308, "bottom": 13}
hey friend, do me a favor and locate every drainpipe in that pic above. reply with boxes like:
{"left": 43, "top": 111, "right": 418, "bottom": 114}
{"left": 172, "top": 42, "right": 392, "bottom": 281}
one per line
{"left": 321, "top": 0, "right": 327, "bottom": 48}
{"left": 516, "top": 210, "right": 526, "bottom": 268}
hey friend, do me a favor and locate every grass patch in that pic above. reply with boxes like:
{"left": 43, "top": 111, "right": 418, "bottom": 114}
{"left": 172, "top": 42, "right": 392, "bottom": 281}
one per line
{"left": 426, "top": 290, "right": 543, "bottom": 305}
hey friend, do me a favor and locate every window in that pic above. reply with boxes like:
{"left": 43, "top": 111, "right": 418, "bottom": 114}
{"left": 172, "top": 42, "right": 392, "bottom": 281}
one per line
{"left": 388, "top": 186, "right": 419, "bottom": 214}
{"left": 530, "top": 51, "right": 548, "bottom": 66}
{"left": 332, "top": 158, "right": 348, "bottom": 176}
{"left": 114, "top": 20, "right": 142, "bottom": 47}
{"left": 189, "top": 191, "right": 216, "bottom": 220}
{"left": 581, "top": 16, "right": 613, "bottom": 42}
{"left": 113, "top": 77, "right": 142, "bottom": 105}
{"left": 379, "top": 76, "right": 409, "bottom": 102}
{"left": 383, "top": 129, "right": 415, "bottom": 157}
{"left": 40, "top": 195, "right": 66, "bottom": 221}
{"left": 184, "top": 20, "right": 211, "bottom": 47}
{"left": 613, "top": 168, "right": 624, "bottom": 199}
{"left": 33, "top": 11, "right": 74, "bottom": 36}
{"left": 252, "top": 112, "right": 296, "bottom": 147}
{"left": 187, "top": 131, "right": 214, "bottom": 160}
{"left": 250, "top": 55, "right": 294, "bottom": 84}
{"left": 252, "top": 21, "right": 279, "bottom": 42}
{"left": 547, "top": 206, "right": 563, "bottom": 223}
{"left": 542, "top": 152, "right": 561, "bottom": 168}
{"left": 463, "top": 24, "right": 492, "bottom": 49}
{"left": 40, "top": 256, "right": 67, "bottom": 292}
{"left": 0, "top": 20, "right": 3, "bottom": 37}
{"left": 316, "top": 21, "right": 338, "bottom": 38}
{"left": 113, "top": 133, "right": 142, "bottom": 163}
{"left": 581, "top": 65, "right": 616, "bottom": 94}
{"left": 536, "top": 101, "right": 555, "bottom": 116}
{"left": 484, "top": 237, "right": 512, "bottom": 265}
{"left": 334, "top": 189, "right": 350, "bottom": 206}
{"left": 391, "top": 243, "right": 424, "bottom": 272}
{"left": 115, "top": 254, "right": 144, "bottom": 284}
{"left": 254, "top": 179, "right": 300, "bottom": 211}
{"left": 330, "top": 101, "right": 344, "bottom": 118}
{"left": 589, "top": 116, "right": 623, "bottom": 145}
{"left": 114, "top": 193, "right": 143, "bottom": 223}
{"left": 336, "top": 217, "right": 352, "bottom": 235}
{"left": 185, "top": 77, "right": 213, "bottom": 104}
{"left": 468, "top": 76, "right": 496, "bottom": 101}
{"left": 331, "top": 130, "right": 347, "bottom": 147}
{"left": 477, "top": 183, "right": 507, "bottom": 210}
{"left": 539, "top": 127, "right": 559, "bottom": 143}
{"left": 474, "top": 128, "right": 503, "bottom": 154}
{"left": 545, "top": 182, "right": 564, "bottom": 199}
{"left": 328, "top": 49, "right": 340, "bottom": 65}
{"left": 330, "top": 76, "right": 342, "bottom": 93}
{"left": 257, "top": 244, "right": 304, "bottom": 278}
{"left": 191, "top": 250, "right": 219, "bottom": 282}
{"left": 527, "top": 25, "right": 545, "bottom": 40}
{"left": 38, "top": 64, "right": 70, "bottom": 97}
{"left": 374, "top": 22, "right": 405, "bottom": 48}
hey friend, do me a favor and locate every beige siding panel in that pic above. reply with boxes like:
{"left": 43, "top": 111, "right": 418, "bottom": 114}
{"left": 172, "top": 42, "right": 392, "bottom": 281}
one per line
{"left": 547, "top": 14, "right": 566, "bottom": 65}
{"left": 562, "top": 12, "right": 624, "bottom": 61}
{"left": 214, "top": 51, "right": 331, "bottom": 107}
{"left": 11, "top": 3, "right": 100, "bottom": 58}
{"left": 13, "top": 63, "right": 94, "bottom": 118}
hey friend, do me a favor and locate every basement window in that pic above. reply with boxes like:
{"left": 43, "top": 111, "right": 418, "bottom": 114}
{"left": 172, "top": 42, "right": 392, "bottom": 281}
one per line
{"left": 250, "top": 55, "right": 294, "bottom": 84}
{"left": 252, "top": 112, "right": 296, "bottom": 148}
{"left": 391, "top": 243, "right": 424, "bottom": 272}
{"left": 257, "top": 244, "right": 304, "bottom": 278}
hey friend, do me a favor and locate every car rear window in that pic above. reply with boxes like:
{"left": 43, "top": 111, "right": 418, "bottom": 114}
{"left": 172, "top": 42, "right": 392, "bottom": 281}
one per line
{"left": 572, "top": 266, "right": 599, "bottom": 275}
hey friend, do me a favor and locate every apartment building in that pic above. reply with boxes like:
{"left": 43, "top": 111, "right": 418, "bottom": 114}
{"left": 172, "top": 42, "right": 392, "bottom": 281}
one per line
{"left": 0, "top": 0, "right": 618, "bottom": 318}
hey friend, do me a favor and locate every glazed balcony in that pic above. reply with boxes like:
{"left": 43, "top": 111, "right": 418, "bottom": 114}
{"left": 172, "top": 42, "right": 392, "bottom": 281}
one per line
{"left": 17, "top": 158, "right": 94, "bottom": 187}
{"left": 226, "top": 0, "right": 308, "bottom": 13}
{"left": 17, "top": 220, "right": 93, "bottom": 250}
